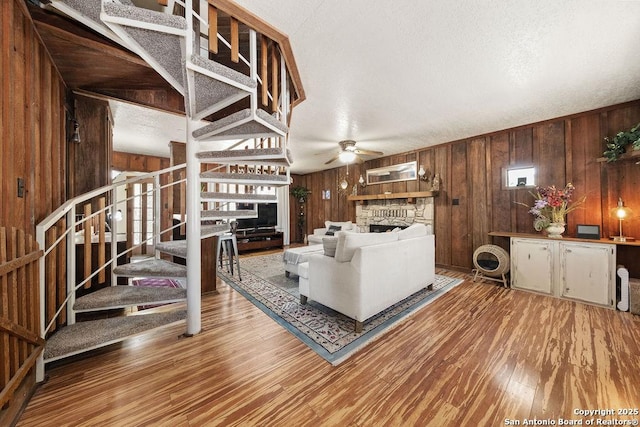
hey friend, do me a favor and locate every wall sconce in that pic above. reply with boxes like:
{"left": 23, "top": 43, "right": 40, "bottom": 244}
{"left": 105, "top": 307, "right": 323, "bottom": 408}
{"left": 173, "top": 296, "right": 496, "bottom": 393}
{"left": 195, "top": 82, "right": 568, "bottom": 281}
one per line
{"left": 358, "top": 174, "right": 366, "bottom": 187}
{"left": 418, "top": 165, "right": 429, "bottom": 181}
{"left": 69, "top": 119, "right": 81, "bottom": 144}
{"left": 611, "top": 197, "right": 634, "bottom": 242}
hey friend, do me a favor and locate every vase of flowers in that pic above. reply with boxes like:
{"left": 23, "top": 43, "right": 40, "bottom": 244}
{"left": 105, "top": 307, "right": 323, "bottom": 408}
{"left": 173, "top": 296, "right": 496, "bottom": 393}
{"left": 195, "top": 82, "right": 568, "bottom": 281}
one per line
{"left": 520, "top": 183, "right": 585, "bottom": 237}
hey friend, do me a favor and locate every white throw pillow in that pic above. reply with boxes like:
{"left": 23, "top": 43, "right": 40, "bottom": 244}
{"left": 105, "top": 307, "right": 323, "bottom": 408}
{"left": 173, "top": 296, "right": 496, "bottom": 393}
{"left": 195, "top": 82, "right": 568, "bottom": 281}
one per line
{"left": 398, "top": 223, "right": 427, "bottom": 240}
{"left": 322, "top": 236, "right": 338, "bottom": 257}
{"left": 324, "top": 220, "right": 353, "bottom": 231}
{"left": 334, "top": 231, "right": 399, "bottom": 262}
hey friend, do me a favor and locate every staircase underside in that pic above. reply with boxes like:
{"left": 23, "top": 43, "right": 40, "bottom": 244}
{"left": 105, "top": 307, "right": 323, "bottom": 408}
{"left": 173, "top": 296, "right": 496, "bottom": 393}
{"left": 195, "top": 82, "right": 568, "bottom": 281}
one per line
{"left": 44, "top": 309, "right": 187, "bottom": 362}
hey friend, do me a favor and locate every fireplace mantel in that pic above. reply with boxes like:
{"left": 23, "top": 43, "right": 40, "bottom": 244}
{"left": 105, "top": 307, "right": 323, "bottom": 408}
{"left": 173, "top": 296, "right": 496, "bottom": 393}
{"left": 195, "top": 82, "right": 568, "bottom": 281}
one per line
{"left": 347, "top": 190, "right": 438, "bottom": 203}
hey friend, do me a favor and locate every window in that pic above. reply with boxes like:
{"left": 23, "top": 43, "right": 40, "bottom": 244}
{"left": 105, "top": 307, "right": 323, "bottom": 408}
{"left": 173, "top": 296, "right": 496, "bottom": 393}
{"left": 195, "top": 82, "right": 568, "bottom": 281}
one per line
{"left": 505, "top": 166, "right": 536, "bottom": 189}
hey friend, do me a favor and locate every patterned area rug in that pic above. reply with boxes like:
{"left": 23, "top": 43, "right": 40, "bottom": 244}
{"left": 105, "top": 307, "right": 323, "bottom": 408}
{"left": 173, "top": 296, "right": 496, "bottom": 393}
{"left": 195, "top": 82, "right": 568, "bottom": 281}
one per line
{"left": 218, "top": 252, "right": 463, "bottom": 364}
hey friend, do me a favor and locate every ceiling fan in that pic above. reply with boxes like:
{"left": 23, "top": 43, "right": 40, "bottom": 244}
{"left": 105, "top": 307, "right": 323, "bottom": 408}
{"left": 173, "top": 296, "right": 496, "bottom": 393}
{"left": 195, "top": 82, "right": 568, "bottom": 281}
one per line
{"left": 323, "top": 140, "right": 384, "bottom": 165}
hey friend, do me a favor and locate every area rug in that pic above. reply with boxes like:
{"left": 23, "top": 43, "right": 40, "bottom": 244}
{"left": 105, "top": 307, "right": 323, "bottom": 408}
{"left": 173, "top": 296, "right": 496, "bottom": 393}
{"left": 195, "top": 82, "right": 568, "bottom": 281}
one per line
{"left": 217, "top": 252, "right": 464, "bottom": 365}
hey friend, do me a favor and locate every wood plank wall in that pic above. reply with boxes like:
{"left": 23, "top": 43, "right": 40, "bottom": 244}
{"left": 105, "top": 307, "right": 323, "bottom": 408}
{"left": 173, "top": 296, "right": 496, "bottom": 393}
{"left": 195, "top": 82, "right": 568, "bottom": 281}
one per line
{"left": 68, "top": 95, "right": 112, "bottom": 198}
{"left": 292, "top": 100, "right": 640, "bottom": 273}
{"left": 0, "top": 0, "right": 67, "bottom": 423}
{"left": 112, "top": 151, "right": 170, "bottom": 173}
{"left": 1, "top": 0, "right": 67, "bottom": 233}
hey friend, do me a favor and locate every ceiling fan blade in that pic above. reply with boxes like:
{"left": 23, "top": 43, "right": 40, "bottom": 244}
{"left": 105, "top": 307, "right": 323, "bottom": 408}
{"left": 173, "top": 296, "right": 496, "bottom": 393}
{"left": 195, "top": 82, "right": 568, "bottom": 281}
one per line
{"left": 324, "top": 154, "right": 340, "bottom": 165}
{"left": 354, "top": 148, "right": 384, "bottom": 156}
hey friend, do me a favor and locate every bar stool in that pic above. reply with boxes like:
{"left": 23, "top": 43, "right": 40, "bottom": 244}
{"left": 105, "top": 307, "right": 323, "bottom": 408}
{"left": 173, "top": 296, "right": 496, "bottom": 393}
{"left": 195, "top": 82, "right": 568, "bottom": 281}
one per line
{"left": 216, "top": 221, "right": 241, "bottom": 280}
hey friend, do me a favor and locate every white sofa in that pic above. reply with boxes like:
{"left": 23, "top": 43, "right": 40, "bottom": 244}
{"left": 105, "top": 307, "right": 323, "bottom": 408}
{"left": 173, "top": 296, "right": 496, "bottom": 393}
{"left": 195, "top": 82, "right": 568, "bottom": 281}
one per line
{"left": 299, "top": 223, "right": 435, "bottom": 331}
{"left": 307, "top": 220, "right": 355, "bottom": 245}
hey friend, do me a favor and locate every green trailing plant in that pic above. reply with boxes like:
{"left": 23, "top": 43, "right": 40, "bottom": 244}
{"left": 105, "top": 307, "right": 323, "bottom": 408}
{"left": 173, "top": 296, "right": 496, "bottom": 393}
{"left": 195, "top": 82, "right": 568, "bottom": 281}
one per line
{"left": 603, "top": 122, "right": 640, "bottom": 162}
{"left": 290, "top": 186, "right": 310, "bottom": 202}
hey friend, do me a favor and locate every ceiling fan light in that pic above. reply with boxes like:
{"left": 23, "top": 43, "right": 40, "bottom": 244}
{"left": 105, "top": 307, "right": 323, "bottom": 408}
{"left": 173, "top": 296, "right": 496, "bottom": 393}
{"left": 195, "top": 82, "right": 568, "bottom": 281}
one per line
{"left": 339, "top": 151, "right": 356, "bottom": 163}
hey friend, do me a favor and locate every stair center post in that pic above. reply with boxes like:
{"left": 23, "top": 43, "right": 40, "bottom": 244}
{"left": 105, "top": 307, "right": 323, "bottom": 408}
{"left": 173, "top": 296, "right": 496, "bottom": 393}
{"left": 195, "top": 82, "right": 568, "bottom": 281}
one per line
{"left": 184, "top": 0, "right": 201, "bottom": 336}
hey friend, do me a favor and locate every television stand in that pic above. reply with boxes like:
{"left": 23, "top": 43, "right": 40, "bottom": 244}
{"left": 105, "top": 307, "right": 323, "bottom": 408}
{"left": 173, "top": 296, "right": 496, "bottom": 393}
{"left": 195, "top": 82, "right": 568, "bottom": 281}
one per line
{"left": 236, "top": 228, "right": 283, "bottom": 252}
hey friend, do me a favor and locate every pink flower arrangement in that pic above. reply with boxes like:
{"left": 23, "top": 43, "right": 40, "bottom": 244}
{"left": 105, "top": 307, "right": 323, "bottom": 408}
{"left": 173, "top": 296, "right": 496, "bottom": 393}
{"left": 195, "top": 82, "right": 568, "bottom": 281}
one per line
{"left": 526, "top": 183, "right": 585, "bottom": 231}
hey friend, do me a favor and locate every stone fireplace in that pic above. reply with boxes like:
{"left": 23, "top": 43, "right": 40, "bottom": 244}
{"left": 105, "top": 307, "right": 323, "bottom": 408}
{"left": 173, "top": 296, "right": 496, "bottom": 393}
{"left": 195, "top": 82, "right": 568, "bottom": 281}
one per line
{"left": 355, "top": 196, "right": 434, "bottom": 233}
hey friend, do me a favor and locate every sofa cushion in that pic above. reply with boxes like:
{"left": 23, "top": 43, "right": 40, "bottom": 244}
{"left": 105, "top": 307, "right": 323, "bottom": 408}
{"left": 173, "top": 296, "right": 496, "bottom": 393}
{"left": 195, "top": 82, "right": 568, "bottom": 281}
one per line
{"left": 325, "top": 225, "right": 342, "bottom": 236}
{"left": 398, "top": 223, "right": 428, "bottom": 240}
{"left": 322, "top": 236, "right": 339, "bottom": 257}
{"left": 334, "top": 231, "right": 399, "bottom": 262}
{"left": 325, "top": 220, "right": 353, "bottom": 231}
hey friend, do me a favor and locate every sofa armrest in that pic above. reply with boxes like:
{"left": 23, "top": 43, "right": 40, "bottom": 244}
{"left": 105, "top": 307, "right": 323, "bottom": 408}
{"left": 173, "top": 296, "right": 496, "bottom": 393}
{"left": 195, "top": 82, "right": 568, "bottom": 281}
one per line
{"left": 312, "top": 228, "right": 328, "bottom": 236}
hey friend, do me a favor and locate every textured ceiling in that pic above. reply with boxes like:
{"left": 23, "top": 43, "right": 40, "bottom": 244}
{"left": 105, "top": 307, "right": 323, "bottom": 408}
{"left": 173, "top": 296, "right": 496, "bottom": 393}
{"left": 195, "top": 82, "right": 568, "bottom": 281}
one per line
{"left": 114, "top": 0, "right": 640, "bottom": 174}
{"left": 232, "top": 0, "right": 640, "bottom": 173}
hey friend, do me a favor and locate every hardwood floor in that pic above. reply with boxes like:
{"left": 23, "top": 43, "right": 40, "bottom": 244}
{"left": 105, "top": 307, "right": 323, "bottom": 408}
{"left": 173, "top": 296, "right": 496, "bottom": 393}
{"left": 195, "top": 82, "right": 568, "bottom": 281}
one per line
{"left": 17, "top": 264, "right": 640, "bottom": 426}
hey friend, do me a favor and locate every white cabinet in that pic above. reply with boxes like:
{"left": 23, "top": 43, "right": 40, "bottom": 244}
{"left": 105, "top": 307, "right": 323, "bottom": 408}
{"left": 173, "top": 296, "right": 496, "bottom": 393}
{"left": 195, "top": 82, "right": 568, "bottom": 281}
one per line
{"left": 511, "top": 238, "right": 554, "bottom": 294}
{"left": 510, "top": 237, "right": 616, "bottom": 308}
{"left": 560, "top": 242, "right": 615, "bottom": 306}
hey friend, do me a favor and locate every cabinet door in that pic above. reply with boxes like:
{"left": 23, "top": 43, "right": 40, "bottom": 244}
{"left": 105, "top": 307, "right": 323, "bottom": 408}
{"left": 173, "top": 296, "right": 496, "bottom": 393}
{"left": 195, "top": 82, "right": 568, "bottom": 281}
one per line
{"left": 560, "top": 242, "right": 613, "bottom": 307}
{"left": 511, "top": 238, "right": 554, "bottom": 294}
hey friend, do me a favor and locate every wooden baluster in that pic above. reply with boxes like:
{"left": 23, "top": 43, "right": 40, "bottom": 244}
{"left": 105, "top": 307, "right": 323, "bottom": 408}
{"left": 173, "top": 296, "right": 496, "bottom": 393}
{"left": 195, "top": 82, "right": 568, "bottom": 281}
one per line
{"left": 7, "top": 228, "right": 18, "bottom": 374}
{"left": 230, "top": 17, "right": 239, "bottom": 63}
{"left": 45, "top": 227, "right": 57, "bottom": 332}
{"left": 25, "top": 236, "right": 35, "bottom": 349}
{"left": 141, "top": 184, "right": 148, "bottom": 254}
{"left": 271, "top": 50, "right": 279, "bottom": 113}
{"left": 0, "top": 228, "right": 11, "bottom": 385}
{"left": 56, "top": 220, "right": 66, "bottom": 328}
{"left": 208, "top": 5, "right": 218, "bottom": 54}
{"left": 98, "top": 198, "right": 106, "bottom": 284}
{"left": 84, "top": 204, "right": 92, "bottom": 288}
{"left": 261, "top": 36, "right": 268, "bottom": 106}
{"left": 16, "top": 229, "right": 27, "bottom": 361}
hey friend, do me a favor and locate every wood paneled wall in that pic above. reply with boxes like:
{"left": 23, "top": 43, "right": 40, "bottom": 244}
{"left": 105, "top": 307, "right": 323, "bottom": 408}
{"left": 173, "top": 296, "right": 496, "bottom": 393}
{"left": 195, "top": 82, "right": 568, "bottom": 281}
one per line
{"left": 68, "top": 95, "right": 112, "bottom": 198}
{"left": 112, "top": 151, "right": 170, "bottom": 173}
{"left": 0, "top": 0, "right": 67, "bottom": 233}
{"left": 294, "top": 100, "right": 640, "bottom": 272}
{"left": 0, "top": 0, "right": 68, "bottom": 423}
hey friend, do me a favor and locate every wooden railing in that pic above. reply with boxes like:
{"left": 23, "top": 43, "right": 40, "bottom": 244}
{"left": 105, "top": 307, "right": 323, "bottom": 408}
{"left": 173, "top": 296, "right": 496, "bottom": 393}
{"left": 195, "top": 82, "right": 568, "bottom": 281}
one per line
{"left": 162, "top": 0, "right": 302, "bottom": 128}
{"left": 0, "top": 227, "right": 45, "bottom": 409}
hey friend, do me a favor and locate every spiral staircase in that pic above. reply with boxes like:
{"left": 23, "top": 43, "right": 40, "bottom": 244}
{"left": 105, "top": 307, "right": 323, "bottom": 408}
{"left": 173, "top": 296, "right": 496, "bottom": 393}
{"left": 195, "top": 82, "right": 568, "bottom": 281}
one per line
{"left": 36, "top": 0, "right": 299, "bottom": 375}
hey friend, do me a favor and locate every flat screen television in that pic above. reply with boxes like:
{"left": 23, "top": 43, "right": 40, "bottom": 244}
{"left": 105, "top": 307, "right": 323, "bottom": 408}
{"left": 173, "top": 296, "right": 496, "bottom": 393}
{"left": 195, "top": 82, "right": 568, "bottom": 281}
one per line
{"left": 257, "top": 203, "right": 278, "bottom": 228}
{"left": 235, "top": 203, "right": 277, "bottom": 230}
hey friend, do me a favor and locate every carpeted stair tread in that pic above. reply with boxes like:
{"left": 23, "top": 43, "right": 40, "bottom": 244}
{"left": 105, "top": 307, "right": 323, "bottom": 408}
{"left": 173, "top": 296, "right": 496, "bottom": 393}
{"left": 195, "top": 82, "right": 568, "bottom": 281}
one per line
{"left": 201, "top": 223, "right": 231, "bottom": 236}
{"left": 44, "top": 310, "right": 186, "bottom": 361}
{"left": 201, "top": 193, "right": 277, "bottom": 203}
{"left": 103, "top": 2, "right": 187, "bottom": 30}
{"left": 113, "top": 259, "right": 187, "bottom": 278}
{"left": 196, "top": 147, "right": 292, "bottom": 167}
{"left": 192, "top": 108, "right": 288, "bottom": 141}
{"left": 74, "top": 285, "right": 186, "bottom": 312}
{"left": 102, "top": 4, "right": 186, "bottom": 93}
{"left": 201, "top": 209, "right": 258, "bottom": 219}
{"left": 47, "top": 0, "right": 134, "bottom": 42}
{"left": 51, "top": 0, "right": 133, "bottom": 28}
{"left": 199, "top": 171, "right": 289, "bottom": 185}
{"left": 189, "top": 54, "right": 255, "bottom": 119}
{"left": 156, "top": 240, "right": 188, "bottom": 258}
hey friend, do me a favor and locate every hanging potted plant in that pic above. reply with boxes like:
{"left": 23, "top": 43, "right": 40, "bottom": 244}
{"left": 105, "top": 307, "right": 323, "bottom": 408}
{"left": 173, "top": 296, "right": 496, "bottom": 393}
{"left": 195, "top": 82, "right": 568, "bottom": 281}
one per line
{"left": 603, "top": 122, "right": 640, "bottom": 162}
{"left": 290, "top": 186, "right": 311, "bottom": 203}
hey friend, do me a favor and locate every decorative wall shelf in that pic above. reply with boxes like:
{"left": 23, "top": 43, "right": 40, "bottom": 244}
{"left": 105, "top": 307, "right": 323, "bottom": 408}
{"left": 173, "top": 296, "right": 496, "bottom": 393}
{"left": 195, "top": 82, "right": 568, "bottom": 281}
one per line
{"left": 348, "top": 191, "right": 438, "bottom": 204}
{"left": 596, "top": 149, "right": 640, "bottom": 163}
